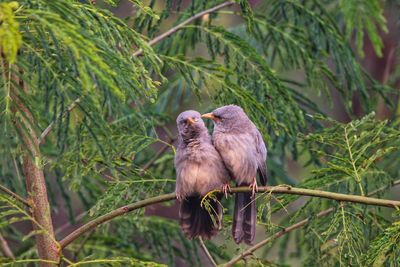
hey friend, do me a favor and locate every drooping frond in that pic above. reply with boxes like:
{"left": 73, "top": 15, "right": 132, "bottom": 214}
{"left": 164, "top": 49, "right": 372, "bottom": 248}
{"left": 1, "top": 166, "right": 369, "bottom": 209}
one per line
{"left": 0, "top": 0, "right": 398, "bottom": 265}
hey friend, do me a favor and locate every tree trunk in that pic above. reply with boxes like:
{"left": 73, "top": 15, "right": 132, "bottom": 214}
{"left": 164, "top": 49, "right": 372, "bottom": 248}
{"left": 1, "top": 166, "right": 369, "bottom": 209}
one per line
{"left": 23, "top": 155, "right": 59, "bottom": 265}
{"left": 7, "top": 63, "right": 59, "bottom": 265}
{"left": 16, "top": 105, "right": 59, "bottom": 266}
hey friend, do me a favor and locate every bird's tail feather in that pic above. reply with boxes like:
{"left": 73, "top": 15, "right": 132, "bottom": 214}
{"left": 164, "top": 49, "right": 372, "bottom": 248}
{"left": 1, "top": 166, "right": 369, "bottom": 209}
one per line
{"left": 232, "top": 192, "right": 256, "bottom": 245}
{"left": 179, "top": 196, "right": 222, "bottom": 240}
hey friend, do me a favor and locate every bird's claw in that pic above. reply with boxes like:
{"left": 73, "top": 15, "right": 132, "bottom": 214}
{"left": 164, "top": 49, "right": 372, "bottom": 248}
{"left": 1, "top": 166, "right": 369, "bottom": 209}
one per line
{"left": 249, "top": 179, "right": 258, "bottom": 198}
{"left": 176, "top": 193, "right": 184, "bottom": 201}
{"left": 222, "top": 184, "right": 231, "bottom": 198}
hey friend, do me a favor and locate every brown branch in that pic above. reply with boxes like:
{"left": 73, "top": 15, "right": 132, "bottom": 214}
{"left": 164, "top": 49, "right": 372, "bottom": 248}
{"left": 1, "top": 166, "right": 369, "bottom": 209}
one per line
{"left": 140, "top": 137, "right": 175, "bottom": 174}
{"left": 223, "top": 179, "right": 400, "bottom": 266}
{"left": 59, "top": 193, "right": 176, "bottom": 248}
{"left": 132, "top": 1, "right": 235, "bottom": 57}
{"left": 229, "top": 185, "right": 400, "bottom": 208}
{"left": 73, "top": 231, "right": 94, "bottom": 262}
{"left": 368, "top": 178, "right": 400, "bottom": 196}
{"left": 59, "top": 185, "right": 400, "bottom": 249}
{"left": 15, "top": 106, "right": 59, "bottom": 266}
{"left": 9, "top": 67, "right": 59, "bottom": 265}
{"left": 0, "top": 233, "right": 15, "bottom": 259}
{"left": 0, "top": 184, "right": 30, "bottom": 207}
{"left": 223, "top": 208, "right": 334, "bottom": 266}
{"left": 199, "top": 237, "right": 217, "bottom": 267}
{"left": 55, "top": 211, "right": 87, "bottom": 236}
{"left": 39, "top": 97, "right": 81, "bottom": 144}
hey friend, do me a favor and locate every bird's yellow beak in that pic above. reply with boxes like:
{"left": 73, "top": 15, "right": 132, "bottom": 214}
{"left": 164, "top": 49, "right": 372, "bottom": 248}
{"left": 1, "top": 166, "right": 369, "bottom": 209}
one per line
{"left": 186, "top": 117, "right": 196, "bottom": 125}
{"left": 201, "top": 113, "right": 216, "bottom": 121}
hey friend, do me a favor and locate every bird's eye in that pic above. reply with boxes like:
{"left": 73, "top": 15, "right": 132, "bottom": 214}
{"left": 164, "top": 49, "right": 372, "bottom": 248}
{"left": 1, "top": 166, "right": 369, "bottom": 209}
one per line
{"left": 185, "top": 117, "right": 197, "bottom": 124}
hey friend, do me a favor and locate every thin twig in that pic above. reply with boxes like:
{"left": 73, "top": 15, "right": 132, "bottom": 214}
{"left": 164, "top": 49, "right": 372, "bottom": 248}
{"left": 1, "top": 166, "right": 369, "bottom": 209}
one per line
{"left": 223, "top": 208, "right": 334, "bottom": 266}
{"left": 12, "top": 156, "right": 22, "bottom": 183}
{"left": 132, "top": 1, "right": 235, "bottom": 57}
{"left": 3, "top": 259, "right": 59, "bottom": 266}
{"left": 368, "top": 179, "right": 400, "bottom": 196}
{"left": 229, "top": 185, "right": 400, "bottom": 208}
{"left": 199, "top": 237, "right": 217, "bottom": 267}
{"left": 59, "top": 193, "right": 176, "bottom": 248}
{"left": 55, "top": 211, "right": 88, "bottom": 236}
{"left": 223, "top": 180, "right": 400, "bottom": 266}
{"left": 39, "top": 97, "right": 81, "bottom": 144}
{"left": 73, "top": 231, "right": 94, "bottom": 262}
{"left": 0, "top": 233, "right": 15, "bottom": 259}
{"left": 59, "top": 185, "right": 400, "bottom": 249}
{"left": 140, "top": 137, "right": 175, "bottom": 174}
{"left": 0, "top": 184, "right": 30, "bottom": 207}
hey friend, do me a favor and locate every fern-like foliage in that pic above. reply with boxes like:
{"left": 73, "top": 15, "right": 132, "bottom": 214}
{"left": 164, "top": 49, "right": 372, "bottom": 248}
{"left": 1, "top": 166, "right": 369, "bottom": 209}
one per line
{"left": 263, "top": 114, "right": 399, "bottom": 266}
{"left": 269, "top": 113, "right": 399, "bottom": 214}
{"left": 364, "top": 219, "right": 400, "bottom": 267}
{"left": 0, "top": 0, "right": 398, "bottom": 265}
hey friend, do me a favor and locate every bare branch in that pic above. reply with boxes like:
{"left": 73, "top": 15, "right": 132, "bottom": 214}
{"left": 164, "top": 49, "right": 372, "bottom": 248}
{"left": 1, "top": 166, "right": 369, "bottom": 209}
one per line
{"left": 0, "top": 233, "right": 15, "bottom": 259}
{"left": 223, "top": 208, "right": 334, "bottom": 266}
{"left": 132, "top": 1, "right": 235, "bottom": 57}
{"left": 59, "top": 185, "right": 400, "bottom": 249}
{"left": 223, "top": 179, "right": 400, "bottom": 266}
{"left": 55, "top": 211, "right": 87, "bottom": 237}
{"left": 199, "top": 237, "right": 217, "bottom": 267}
{"left": 73, "top": 231, "right": 94, "bottom": 262}
{"left": 39, "top": 97, "right": 81, "bottom": 144}
{"left": 11, "top": 84, "right": 59, "bottom": 265}
{"left": 368, "top": 179, "right": 400, "bottom": 196}
{"left": 229, "top": 185, "right": 400, "bottom": 208}
{"left": 140, "top": 137, "right": 175, "bottom": 174}
{"left": 0, "top": 184, "right": 30, "bottom": 207}
{"left": 59, "top": 193, "right": 176, "bottom": 248}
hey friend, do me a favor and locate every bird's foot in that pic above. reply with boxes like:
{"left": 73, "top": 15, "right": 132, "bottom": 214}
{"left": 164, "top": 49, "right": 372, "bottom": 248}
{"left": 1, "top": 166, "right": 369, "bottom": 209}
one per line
{"left": 249, "top": 179, "right": 258, "bottom": 198}
{"left": 222, "top": 183, "right": 231, "bottom": 198}
{"left": 176, "top": 193, "right": 184, "bottom": 201}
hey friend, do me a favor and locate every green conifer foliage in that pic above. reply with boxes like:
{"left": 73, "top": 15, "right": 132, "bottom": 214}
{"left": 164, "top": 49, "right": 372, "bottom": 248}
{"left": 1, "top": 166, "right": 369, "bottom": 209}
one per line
{"left": 0, "top": 0, "right": 398, "bottom": 266}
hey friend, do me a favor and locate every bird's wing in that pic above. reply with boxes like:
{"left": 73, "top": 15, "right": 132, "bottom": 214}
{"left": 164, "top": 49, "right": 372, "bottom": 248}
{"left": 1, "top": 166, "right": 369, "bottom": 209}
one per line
{"left": 254, "top": 129, "right": 267, "bottom": 186}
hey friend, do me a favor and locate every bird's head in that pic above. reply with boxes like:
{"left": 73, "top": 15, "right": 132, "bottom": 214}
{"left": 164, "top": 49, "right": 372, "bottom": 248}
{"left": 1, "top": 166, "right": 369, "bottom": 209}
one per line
{"left": 176, "top": 110, "right": 207, "bottom": 141}
{"left": 202, "top": 105, "right": 249, "bottom": 132}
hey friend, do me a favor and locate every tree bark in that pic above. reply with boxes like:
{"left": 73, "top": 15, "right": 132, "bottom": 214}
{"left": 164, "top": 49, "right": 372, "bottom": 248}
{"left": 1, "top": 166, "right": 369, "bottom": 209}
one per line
{"left": 9, "top": 69, "right": 59, "bottom": 265}
{"left": 23, "top": 153, "right": 59, "bottom": 266}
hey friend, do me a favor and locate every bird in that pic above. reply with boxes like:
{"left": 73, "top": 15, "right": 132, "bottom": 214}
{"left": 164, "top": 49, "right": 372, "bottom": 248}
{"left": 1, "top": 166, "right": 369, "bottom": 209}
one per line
{"left": 174, "top": 110, "right": 230, "bottom": 240}
{"left": 202, "top": 105, "right": 267, "bottom": 245}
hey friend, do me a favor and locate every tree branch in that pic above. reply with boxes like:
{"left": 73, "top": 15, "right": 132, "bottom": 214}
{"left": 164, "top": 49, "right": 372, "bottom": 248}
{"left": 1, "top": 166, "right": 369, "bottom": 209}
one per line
{"left": 0, "top": 232, "right": 15, "bottom": 259}
{"left": 0, "top": 184, "right": 30, "bottom": 207}
{"left": 59, "top": 193, "right": 175, "bottom": 248}
{"left": 39, "top": 97, "right": 81, "bottom": 144}
{"left": 10, "top": 73, "right": 59, "bottom": 265}
{"left": 223, "top": 179, "right": 400, "bottom": 266}
{"left": 230, "top": 185, "right": 400, "bottom": 208}
{"left": 59, "top": 185, "right": 400, "bottom": 249}
{"left": 199, "top": 237, "right": 217, "bottom": 267}
{"left": 223, "top": 208, "right": 334, "bottom": 267}
{"left": 55, "top": 211, "right": 87, "bottom": 237}
{"left": 368, "top": 179, "right": 400, "bottom": 196}
{"left": 140, "top": 137, "right": 175, "bottom": 174}
{"left": 131, "top": 1, "right": 235, "bottom": 57}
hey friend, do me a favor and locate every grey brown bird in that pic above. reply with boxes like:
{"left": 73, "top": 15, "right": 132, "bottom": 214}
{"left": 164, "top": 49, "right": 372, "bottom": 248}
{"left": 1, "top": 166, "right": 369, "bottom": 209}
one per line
{"left": 174, "top": 110, "right": 230, "bottom": 240}
{"left": 202, "top": 105, "right": 267, "bottom": 245}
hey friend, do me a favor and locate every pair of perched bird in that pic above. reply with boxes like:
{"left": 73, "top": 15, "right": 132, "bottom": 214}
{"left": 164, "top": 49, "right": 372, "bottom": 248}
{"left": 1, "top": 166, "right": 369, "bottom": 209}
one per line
{"left": 174, "top": 105, "right": 267, "bottom": 245}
